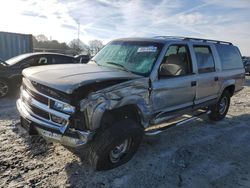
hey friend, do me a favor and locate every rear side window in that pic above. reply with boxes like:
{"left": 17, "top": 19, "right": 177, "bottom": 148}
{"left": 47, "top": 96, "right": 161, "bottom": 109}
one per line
{"left": 194, "top": 46, "right": 215, "bottom": 73}
{"left": 216, "top": 45, "right": 243, "bottom": 70}
{"left": 52, "top": 56, "right": 76, "bottom": 64}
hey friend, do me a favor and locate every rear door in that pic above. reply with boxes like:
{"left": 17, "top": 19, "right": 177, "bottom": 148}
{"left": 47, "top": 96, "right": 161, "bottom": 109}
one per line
{"left": 191, "top": 45, "right": 220, "bottom": 105}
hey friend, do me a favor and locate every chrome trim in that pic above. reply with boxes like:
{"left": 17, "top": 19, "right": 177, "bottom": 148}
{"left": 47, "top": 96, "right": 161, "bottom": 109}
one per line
{"left": 17, "top": 99, "right": 68, "bottom": 133}
{"left": 17, "top": 99, "right": 92, "bottom": 147}
{"left": 23, "top": 78, "right": 71, "bottom": 106}
{"left": 35, "top": 127, "right": 89, "bottom": 148}
{"left": 22, "top": 88, "right": 70, "bottom": 120}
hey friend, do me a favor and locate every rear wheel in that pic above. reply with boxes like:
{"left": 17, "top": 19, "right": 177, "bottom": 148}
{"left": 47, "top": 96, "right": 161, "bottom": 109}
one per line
{"left": 88, "top": 119, "right": 143, "bottom": 171}
{"left": 208, "top": 90, "right": 231, "bottom": 121}
{"left": 0, "top": 79, "right": 9, "bottom": 98}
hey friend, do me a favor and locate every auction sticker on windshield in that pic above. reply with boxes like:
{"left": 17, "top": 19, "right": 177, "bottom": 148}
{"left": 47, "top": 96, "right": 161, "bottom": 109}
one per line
{"left": 137, "top": 46, "right": 157, "bottom": 53}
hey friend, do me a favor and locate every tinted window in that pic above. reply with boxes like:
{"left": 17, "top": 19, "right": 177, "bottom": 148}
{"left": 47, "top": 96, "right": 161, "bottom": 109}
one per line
{"left": 194, "top": 46, "right": 215, "bottom": 73}
{"left": 20, "top": 57, "right": 36, "bottom": 68}
{"left": 216, "top": 45, "right": 243, "bottom": 70}
{"left": 160, "top": 44, "right": 192, "bottom": 76}
{"left": 52, "top": 56, "right": 76, "bottom": 64}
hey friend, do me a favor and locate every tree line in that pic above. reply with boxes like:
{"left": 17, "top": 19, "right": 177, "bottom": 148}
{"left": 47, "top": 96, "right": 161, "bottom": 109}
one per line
{"left": 33, "top": 34, "right": 104, "bottom": 56}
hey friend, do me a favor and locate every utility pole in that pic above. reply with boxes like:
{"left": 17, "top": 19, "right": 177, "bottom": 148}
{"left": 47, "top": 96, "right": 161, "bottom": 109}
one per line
{"left": 77, "top": 20, "right": 80, "bottom": 53}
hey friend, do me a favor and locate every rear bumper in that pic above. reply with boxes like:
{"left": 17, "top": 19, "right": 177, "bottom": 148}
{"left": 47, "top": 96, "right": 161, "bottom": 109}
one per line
{"left": 17, "top": 99, "right": 93, "bottom": 148}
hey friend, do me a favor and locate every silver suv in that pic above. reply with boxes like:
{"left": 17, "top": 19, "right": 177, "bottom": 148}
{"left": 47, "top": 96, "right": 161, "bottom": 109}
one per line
{"left": 17, "top": 37, "right": 245, "bottom": 170}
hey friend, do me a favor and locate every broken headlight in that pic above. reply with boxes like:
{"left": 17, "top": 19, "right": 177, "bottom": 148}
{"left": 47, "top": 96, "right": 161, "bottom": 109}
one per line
{"left": 53, "top": 101, "right": 75, "bottom": 114}
{"left": 51, "top": 114, "right": 68, "bottom": 125}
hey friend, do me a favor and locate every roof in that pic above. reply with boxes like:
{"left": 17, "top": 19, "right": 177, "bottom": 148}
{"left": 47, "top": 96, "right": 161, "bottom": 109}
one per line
{"left": 113, "top": 37, "right": 168, "bottom": 44}
{"left": 20, "top": 52, "right": 75, "bottom": 58}
{"left": 114, "top": 36, "right": 233, "bottom": 45}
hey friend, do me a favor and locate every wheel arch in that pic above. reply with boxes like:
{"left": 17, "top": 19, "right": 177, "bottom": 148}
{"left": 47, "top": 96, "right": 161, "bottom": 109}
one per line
{"left": 224, "top": 85, "right": 235, "bottom": 97}
{"left": 219, "top": 79, "right": 235, "bottom": 97}
{"left": 100, "top": 104, "right": 146, "bottom": 129}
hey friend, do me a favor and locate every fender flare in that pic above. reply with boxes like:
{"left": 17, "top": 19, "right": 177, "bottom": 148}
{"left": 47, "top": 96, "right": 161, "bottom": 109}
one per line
{"left": 219, "top": 79, "right": 235, "bottom": 97}
{"left": 88, "top": 95, "right": 150, "bottom": 130}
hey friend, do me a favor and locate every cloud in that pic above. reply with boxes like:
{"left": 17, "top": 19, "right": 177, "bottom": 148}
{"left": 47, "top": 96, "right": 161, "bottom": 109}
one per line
{"left": 61, "top": 24, "right": 77, "bottom": 30}
{"left": 207, "top": 0, "right": 250, "bottom": 9}
{"left": 21, "top": 11, "right": 47, "bottom": 19}
{"left": 0, "top": 0, "right": 249, "bottom": 54}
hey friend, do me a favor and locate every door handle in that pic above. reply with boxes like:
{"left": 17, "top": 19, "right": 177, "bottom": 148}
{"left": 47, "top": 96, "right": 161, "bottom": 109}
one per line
{"left": 191, "top": 81, "right": 197, "bottom": 87}
{"left": 214, "top": 76, "right": 219, "bottom": 81}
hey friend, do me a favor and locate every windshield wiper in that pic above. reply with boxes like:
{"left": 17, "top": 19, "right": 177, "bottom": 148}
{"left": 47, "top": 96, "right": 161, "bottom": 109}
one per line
{"left": 105, "top": 62, "right": 131, "bottom": 73}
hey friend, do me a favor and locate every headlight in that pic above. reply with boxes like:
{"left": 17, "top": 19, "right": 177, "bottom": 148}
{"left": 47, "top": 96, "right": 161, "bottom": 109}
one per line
{"left": 53, "top": 101, "right": 75, "bottom": 114}
{"left": 51, "top": 114, "right": 68, "bottom": 125}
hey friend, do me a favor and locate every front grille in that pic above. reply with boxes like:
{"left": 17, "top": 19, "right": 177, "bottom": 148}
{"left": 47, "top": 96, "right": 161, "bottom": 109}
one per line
{"left": 22, "top": 95, "right": 50, "bottom": 120}
{"left": 30, "top": 105, "right": 50, "bottom": 120}
{"left": 26, "top": 87, "right": 49, "bottom": 105}
{"left": 21, "top": 80, "right": 70, "bottom": 127}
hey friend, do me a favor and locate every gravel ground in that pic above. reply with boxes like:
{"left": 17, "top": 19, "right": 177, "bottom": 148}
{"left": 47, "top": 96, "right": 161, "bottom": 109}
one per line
{"left": 0, "top": 76, "right": 250, "bottom": 188}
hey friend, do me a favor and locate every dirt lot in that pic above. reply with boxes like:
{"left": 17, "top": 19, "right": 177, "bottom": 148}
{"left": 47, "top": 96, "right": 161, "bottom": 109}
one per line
{"left": 0, "top": 76, "right": 250, "bottom": 188}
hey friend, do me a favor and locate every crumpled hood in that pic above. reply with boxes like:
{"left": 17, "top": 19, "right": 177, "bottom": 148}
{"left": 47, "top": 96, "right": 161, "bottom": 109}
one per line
{"left": 22, "top": 64, "right": 142, "bottom": 94}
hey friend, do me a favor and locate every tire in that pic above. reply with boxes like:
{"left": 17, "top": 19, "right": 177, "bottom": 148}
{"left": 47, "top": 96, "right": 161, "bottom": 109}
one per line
{"left": 88, "top": 119, "right": 143, "bottom": 171}
{"left": 208, "top": 90, "right": 231, "bottom": 121}
{"left": 0, "top": 79, "right": 9, "bottom": 98}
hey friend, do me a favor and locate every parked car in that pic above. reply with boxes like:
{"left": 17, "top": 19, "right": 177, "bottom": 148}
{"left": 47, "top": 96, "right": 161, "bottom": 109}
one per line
{"left": 243, "top": 59, "right": 250, "bottom": 74}
{"left": 0, "top": 52, "right": 78, "bottom": 98}
{"left": 75, "top": 54, "right": 91, "bottom": 64}
{"left": 17, "top": 37, "right": 245, "bottom": 170}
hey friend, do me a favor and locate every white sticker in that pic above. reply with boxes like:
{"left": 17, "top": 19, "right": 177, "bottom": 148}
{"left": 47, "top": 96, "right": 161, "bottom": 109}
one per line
{"left": 137, "top": 46, "right": 157, "bottom": 53}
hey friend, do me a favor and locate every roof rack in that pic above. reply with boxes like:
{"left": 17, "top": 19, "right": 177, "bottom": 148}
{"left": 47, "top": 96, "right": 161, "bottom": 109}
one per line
{"left": 154, "top": 36, "right": 232, "bottom": 45}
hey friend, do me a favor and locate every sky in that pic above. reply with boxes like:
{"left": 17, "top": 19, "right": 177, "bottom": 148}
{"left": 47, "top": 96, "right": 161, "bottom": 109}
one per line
{"left": 0, "top": 0, "right": 250, "bottom": 55}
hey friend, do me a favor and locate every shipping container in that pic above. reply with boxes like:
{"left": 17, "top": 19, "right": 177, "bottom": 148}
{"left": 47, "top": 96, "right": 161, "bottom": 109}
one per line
{"left": 0, "top": 31, "right": 33, "bottom": 61}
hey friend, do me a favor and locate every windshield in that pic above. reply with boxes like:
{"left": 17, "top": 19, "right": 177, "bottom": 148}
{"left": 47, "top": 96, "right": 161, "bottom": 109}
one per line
{"left": 93, "top": 41, "right": 163, "bottom": 76}
{"left": 6, "top": 54, "right": 30, "bottom": 66}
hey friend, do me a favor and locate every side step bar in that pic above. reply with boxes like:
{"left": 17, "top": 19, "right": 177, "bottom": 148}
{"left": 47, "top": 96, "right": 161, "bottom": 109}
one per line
{"left": 145, "top": 110, "right": 211, "bottom": 136}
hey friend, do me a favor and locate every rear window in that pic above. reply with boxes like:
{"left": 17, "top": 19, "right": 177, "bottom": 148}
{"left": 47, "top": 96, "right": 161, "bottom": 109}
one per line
{"left": 216, "top": 45, "right": 243, "bottom": 70}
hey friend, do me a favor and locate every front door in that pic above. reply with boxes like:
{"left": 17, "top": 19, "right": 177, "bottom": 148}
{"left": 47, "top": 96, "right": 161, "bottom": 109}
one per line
{"left": 151, "top": 44, "right": 197, "bottom": 121}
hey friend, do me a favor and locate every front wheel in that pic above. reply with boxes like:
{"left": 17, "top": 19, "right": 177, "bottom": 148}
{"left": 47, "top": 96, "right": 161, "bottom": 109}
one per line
{"left": 208, "top": 90, "right": 231, "bottom": 121}
{"left": 88, "top": 119, "right": 143, "bottom": 171}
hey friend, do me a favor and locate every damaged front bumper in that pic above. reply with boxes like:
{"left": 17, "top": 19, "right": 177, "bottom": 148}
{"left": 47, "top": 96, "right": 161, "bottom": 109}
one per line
{"left": 17, "top": 99, "right": 93, "bottom": 148}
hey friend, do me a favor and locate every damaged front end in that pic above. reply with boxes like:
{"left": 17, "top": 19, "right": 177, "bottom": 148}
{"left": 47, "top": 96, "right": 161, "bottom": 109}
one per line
{"left": 17, "top": 76, "right": 151, "bottom": 148}
{"left": 17, "top": 78, "right": 93, "bottom": 148}
{"left": 79, "top": 77, "right": 151, "bottom": 130}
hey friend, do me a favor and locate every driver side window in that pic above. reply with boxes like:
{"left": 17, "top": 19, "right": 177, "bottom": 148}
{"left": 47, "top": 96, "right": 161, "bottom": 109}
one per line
{"left": 159, "top": 44, "right": 192, "bottom": 77}
{"left": 20, "top": 58, "right": 35, "bottom": 68}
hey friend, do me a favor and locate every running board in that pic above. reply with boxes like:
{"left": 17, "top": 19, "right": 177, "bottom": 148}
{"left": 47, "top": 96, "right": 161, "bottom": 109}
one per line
{"left": 145, "top": 110, "right": 211, "bottom": 136}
